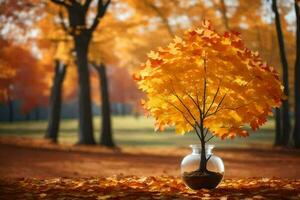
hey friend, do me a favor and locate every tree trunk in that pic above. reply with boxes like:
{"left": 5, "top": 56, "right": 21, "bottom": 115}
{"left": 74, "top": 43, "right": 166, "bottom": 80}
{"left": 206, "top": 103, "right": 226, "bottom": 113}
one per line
{"left": 8, "top": 99, "right": 13, "bottom": 122}
{"left": 272, "top": 0, "right": 291, "bottom": 146}
{"left": 198, "top": 123, "right": 208, "bottom": 172}
{"left": 293, "top": 0, "right": 300, "bottom": 148}
{"left": 74, "top": 35, "right": 95, "bottom": 145}
{"left": 274, "top": 108, "right": 282, "bottom": 146}
{"left": 199, "top": 138, "right": 207, "bottom": 173}
{"left": 95, "top": 63, "right": 114, "bottom": 147}
{"left": 45, "top": 60, "right": 67, "bottom": 143}
{"left": 220, "top": 0, "right": 230, "bottom": 30}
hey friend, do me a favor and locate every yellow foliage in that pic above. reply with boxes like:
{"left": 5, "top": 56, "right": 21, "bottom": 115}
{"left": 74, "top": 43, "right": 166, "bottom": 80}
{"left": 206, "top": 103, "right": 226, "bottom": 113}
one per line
{"left": 134, "top": 20, "right": 284, "bottom": 139}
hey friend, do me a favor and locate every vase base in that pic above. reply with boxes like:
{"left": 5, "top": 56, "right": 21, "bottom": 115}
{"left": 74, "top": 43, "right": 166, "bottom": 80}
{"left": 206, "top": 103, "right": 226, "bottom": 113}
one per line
{"left": 182, "top": 170, "right": 223, "bottom": 190}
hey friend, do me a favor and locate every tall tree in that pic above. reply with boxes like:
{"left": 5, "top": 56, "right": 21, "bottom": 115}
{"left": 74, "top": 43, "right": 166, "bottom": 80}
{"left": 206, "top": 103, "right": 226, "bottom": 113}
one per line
{"left": 92, "top": 63, "right": 114, "bottom": 147}
{"left": 50, "top": 0, "right": 111, "bottom": 144}
{"left": 293, "top": 0, "right": 300, "bottom": 148}
{"left": 45, "top": 60, "right": 67, "bottom": 142}
{"left": 272, "top": 0, "right": 291, "bottom": 146}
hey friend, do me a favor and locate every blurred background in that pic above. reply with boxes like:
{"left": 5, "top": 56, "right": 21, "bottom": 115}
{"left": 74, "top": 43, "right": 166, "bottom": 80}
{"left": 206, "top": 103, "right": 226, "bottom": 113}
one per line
{"left": 0, "top": 0, "right": 299, "bottom": 149}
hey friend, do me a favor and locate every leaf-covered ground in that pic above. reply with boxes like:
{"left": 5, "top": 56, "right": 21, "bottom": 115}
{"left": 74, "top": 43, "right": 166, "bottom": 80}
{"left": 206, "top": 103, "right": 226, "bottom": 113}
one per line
{"left": 0, "top": 137, "right": 300, "bottom": 199}
{"left": 1, "top": 176, "right": 300, "bottom": 199}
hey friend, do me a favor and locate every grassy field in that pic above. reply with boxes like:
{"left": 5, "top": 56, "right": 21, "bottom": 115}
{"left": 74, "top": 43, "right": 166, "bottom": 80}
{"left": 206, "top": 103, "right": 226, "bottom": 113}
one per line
{"left": 0, "top": 116, "right": 276, "bottom": 148}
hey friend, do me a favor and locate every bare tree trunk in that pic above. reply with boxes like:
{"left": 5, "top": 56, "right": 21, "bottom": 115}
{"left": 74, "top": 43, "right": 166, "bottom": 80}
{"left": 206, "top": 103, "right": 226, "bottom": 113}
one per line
{"left": 94, "top": 63, "right": 114, "bottom": 147}
{"left": 272, "top": 0, "right": 291, "bottom": 146}
{"left": 74, "top": 34, "right": 95, "bottom": 144}
{"left": 220, "top": 0, "right": 230, "bottom": 30}
{"left": 199, "top": 137, "right": 207, "bottom": 172}
{"left": 198, "top": 119, "right": 208, "bottom": 172}
{"left": 45, "top": 60, "right": 67, "bottom": 143}
{"left": 293, "top": 0, "right": 300, "bottom": 148}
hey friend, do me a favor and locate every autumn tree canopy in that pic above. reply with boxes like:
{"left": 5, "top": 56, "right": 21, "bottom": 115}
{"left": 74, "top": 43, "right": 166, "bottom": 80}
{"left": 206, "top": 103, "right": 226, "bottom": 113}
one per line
{"left": 135, "top": 21, "right": 284, "bottom": 139}
{"left": 0, "top": 38, "right": 51, "bottom": 112}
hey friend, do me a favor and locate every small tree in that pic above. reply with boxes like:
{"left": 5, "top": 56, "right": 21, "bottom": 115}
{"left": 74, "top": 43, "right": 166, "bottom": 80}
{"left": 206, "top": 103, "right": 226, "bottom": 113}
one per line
{"left": 134, "top": 21, "right": 283, "bottom": 173}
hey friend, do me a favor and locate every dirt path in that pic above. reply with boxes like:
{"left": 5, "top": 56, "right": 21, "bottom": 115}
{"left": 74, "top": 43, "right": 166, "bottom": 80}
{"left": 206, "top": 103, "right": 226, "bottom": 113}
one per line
{"left": 0, "top": 137, "right": 299, "bottom": 179}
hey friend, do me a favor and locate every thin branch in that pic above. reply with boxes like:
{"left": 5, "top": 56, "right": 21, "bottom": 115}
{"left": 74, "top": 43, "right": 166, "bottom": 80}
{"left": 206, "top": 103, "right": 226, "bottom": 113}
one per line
{"left": 172, "top": 75, "right": 203, "bottom": 118}
{"left": 88, "top": 0, "right": 111, "bottom": 33}
{"left": 194, "top": 81, "right": 204, "bottom": 122}
{"left": 51, "top": 0, "right": 77, "bottom": 7}
{"left": 163, "top": 98, "right": 196, "bottom": 130}
{"left": 165, "top": 79, "right": 203, "bottom": 140}
{"left": 204, "top": 80, "right": 222, "bottom": 117}
{"left": 206, "top": 154, "right": 212, "bottom": 162}
{"left": 90, "top": 61, "right": 101, "bottom": 72}
{"left": 202, "top": 57, "right": 208, "bottom": 117}
{"left": 83, "top": 0, "right": 93, "bottom": 11}
{"left": 206, "top": 93, "right": 227, "bottom": 118}
{"left": 50, "top": 0, "right": 68, "bottom": 7}
{"left": 219, "top": 100, "right": 255, "bottom": 111}
{"left": 204, "top": 128, "right": 209, "bottom": 138}
{"left": 194, "top": 126, "right": 203, "bottom": 141}
{"left": 185, "top": 91, "right": 203, "bottom": 117}
{"left": 214, "top": 93, "right": 226, "bottom": 112}
{"left": 169, "top": 83, "right": 199, "bottom": 127}
{"left": 194, "top": 83, "right": 201, "bottom": 108}
{"left": 205, "top": 135, "right": 214, "bottom": 143}
{"left": 58, "top": 10, "right": 72, "bottom": 35}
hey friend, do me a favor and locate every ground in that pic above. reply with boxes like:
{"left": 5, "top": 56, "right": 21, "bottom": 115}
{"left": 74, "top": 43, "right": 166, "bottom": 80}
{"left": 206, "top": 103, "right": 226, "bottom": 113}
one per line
{"left": 0, "top": 137, "right": 300, "bottom": 179}
{"left": 0, "top": 137, "right": 300, "bottom": 199}
{"left": 0, "top": 117, "right": 299, "bottom": 199}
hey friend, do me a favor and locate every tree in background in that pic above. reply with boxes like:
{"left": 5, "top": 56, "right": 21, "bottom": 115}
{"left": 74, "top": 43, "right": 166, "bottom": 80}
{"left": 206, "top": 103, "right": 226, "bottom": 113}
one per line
{"left": 86, "top": 3, "right": 173, "bottom": 146}
{"left": 50, "top": 0, "right": 112, "bottom": 145}
{"left": 272, "top": 0, "right": 291, "bottom": 146}
{"left": 94, "top": 63, "right": 114, "bottom": 146}
{"left": 44, "top": 60, "right": 67, "bottom": 142}
{"left": 293, "top": 0, "right": 300, "bottom": 148}
{"left": 0, "top": 0, "right": 50, "bottom": 119}
{"left": 38, "top": 5, "right": 73, "bottom": 142}
{"left": 0, "top": 38, "right": 51, "bottom": 116}
{"left": 109, "top": 66, "right": 143, "bottom": 109}
{"left": 0, "top": 39, "right": 16, "bottom": 122}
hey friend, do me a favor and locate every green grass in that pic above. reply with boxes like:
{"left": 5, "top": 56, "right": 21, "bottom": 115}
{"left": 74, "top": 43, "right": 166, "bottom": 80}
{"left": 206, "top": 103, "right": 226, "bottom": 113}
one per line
{"left": 0, "top": 116, "right": 276, "bottom": 148}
